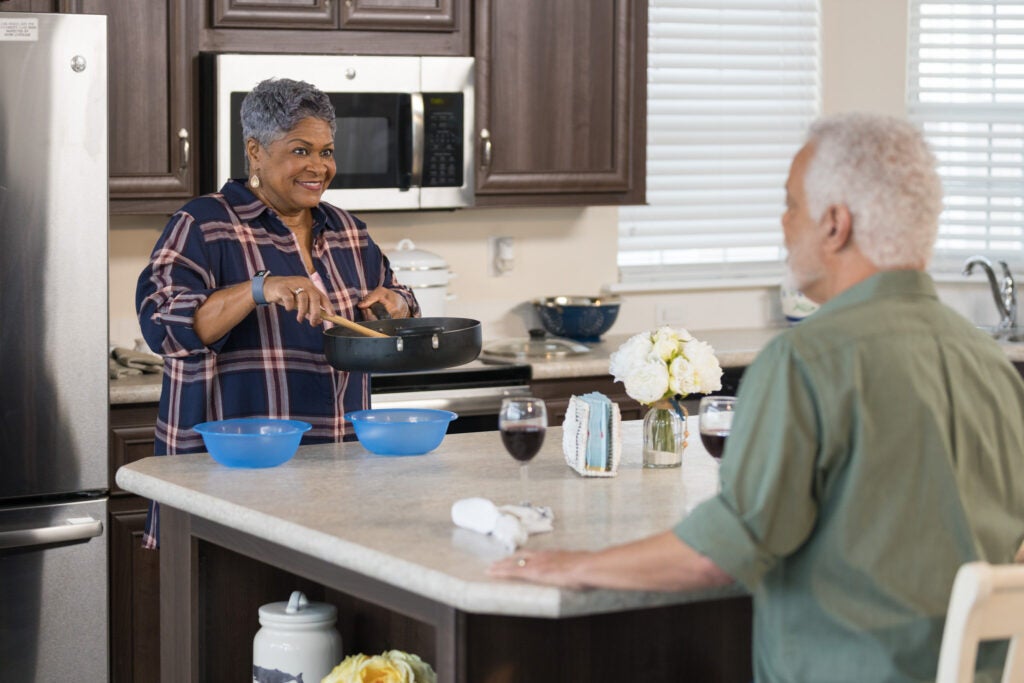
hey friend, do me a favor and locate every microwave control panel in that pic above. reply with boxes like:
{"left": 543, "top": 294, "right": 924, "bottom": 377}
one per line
{"left": 422, "top": 93, "right": 464, "bottom": 188}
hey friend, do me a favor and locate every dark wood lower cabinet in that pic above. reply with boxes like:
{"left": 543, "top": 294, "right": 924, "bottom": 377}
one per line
{"left": 531, "top": 375, "right": 646, "bottom": 426}
{"left": 109, "top": 496, "right": 161, "bottom": 683}
{"left": 161, "top": 509, "right": 753, "bottom": 682}
{"left": 110, "top": 403, "right": 160, "bottom": 682}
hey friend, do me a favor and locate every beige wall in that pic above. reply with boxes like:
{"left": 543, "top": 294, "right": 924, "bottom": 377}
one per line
{"left": 110, "top": 0, "right": 997, "bottom": 348}
{"left": 110, "top": 206, "right": 622, "bottom": 346}
{"left": 821, "top": 0, "right": 908, "bottom": 117}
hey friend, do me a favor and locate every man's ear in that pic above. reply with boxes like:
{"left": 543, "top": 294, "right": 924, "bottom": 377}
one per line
{"left": 825, "top": 204, "right": 853, "bottom": 250}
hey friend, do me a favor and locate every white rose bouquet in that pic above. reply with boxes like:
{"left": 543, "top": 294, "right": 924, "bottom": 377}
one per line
{"left": 609, "top": 327, "right": 723, "bottom": 467}
{"left": 321, "top": 650, "right": 436, "bottom": 683}
{"left": 609, "top": 326, "right": 722, "bottom": 405}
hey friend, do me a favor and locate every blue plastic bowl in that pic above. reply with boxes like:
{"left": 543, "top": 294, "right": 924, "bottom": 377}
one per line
{"left": 347, "top": 408, "right": 457, "bottom": 456}
{"left": 193, "top": 418, "right": 311, "bottom": 468}
{"left": 534, "top": 296, "right": 621, "bottom": 342}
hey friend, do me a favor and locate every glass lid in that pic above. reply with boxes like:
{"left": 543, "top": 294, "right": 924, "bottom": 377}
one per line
{"left": 482, "top": 330, "right": 592, "bottom": 360}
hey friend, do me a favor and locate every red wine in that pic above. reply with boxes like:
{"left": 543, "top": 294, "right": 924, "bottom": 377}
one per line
{"left": 700, "top": 430, "right": 728, "bottom": 459}
{"left": 501, "top": 425, "right": 546, "bottom": 462}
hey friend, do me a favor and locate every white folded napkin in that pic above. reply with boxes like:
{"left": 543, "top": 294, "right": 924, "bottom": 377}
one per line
{"left": 450, "top": 497, "right": 554, "bottom": 552}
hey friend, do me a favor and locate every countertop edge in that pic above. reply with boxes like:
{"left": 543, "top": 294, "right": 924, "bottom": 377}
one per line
{"left": 115, "top": 459, "right": 746, "bottom": 617}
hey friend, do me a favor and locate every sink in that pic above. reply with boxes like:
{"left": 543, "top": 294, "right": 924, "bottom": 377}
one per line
{"left": 978, "top": 325, "right": 1024, "bottom": 343}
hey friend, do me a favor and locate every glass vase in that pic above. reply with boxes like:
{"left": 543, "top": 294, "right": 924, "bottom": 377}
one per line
{"left": 642, "top": 399, "right": 688, "bottom": 468}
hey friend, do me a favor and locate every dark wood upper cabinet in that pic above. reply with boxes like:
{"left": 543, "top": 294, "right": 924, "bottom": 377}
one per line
{"left": 70, "top": 0, "right": 195, "bottom": 214}
{"left": 473, "top": 0, "right": 647, "bottom": 207}
{"left": 0, "top": 1, "right": 59, "bottom": 10}
{"left": 7, "top": 0, "right": 645, "bottom": 212}
{"left": 211, "top": 0, "right": 456, "bottom": 31}
{"left": 341, "top": 0, "right": 456, "bottom": 31}
{"left": 197, "top": 0, "right": 468, "bottom": 60}
{"left": 211, "top": 0, "right": 336, "bottom": 29}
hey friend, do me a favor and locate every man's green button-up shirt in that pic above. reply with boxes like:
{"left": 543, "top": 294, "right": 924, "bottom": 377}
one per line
{"left": 676, "top": 270, "right": 1024, "bottom": 683}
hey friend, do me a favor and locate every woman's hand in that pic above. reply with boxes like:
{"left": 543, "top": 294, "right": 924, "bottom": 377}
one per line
{"left": 357, "top": 286, "right": 411, "bottom": 320}
{"left": 263, "top": 276, "right": 334, "bottom": 327}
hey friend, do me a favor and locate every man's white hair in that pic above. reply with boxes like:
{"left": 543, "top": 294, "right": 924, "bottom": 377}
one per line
{"left": 803, "top": 112, "right": 944, "bottom": 269}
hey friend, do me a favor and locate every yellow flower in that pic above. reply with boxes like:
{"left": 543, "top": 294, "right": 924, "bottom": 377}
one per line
{"left": 358, "top": 654, "right": 406, "bottom": 683}
{"left": 322, "top": 654, "right": 370, "bottom": 683}
{"left": 321, "top": 650, "right": 436, "bottom": 683}
{"left": 384, "top": 650, "right": 437, "bottom": 683}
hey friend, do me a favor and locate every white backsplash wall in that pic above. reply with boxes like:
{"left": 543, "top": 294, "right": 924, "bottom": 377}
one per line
{"left": 110, "top": 209, "right": 1004, "bottom": 351}
{"left": 110, "top": 206, "right": 626, "bottom": 346}
{"left": 110, "top": 207, "right": 1003, "bottom": 350}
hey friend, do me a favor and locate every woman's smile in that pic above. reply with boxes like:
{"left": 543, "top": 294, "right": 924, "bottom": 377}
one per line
{"left": 248, "top": 116, "right": 337, "bottom": 219}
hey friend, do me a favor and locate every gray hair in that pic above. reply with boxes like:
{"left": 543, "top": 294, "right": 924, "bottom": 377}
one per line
{"left": 240, "top": 78, "right": 336, "bottom": 171}
{"left": 803, "top": 112, "right": 944, "bottom": 269}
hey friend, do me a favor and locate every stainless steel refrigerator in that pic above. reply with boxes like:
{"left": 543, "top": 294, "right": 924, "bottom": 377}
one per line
{"left": 0, "top": 13, "right": 110, "bottom": 681}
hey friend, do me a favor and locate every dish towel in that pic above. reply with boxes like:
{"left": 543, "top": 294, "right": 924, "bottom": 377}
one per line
{"left": 450, "top": 497, "right": 554, "bottom": 552}
{"left": 108, "top": 358, "right": 142, "bottom": 379}
{"left": 111, "top": 347, "right": 163, "bottom": 374}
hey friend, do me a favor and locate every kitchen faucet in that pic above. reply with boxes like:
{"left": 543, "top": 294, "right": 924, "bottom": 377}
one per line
{"left": 962, "top": 255, "right": 1018, "bottom": 333}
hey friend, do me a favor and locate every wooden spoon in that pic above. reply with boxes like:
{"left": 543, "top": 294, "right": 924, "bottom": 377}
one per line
{"left": 320, "top": 310, "right": 390, "bottom": 338}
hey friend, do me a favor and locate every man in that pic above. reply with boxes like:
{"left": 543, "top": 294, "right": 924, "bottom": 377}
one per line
{"left": 490, "top": 113, "right": 1024, "bottom": 682}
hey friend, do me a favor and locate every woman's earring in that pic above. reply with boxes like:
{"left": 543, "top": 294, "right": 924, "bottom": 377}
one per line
{"left": 249, "top": 173, "right": 261, "bottom": 189}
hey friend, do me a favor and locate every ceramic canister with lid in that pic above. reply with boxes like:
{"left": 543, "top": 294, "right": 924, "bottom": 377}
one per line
{"left": 252, "top": 590, "right": 342, "bottom": 683}
{"left": 386, "top": 238, "right": 455, "bottom": 318}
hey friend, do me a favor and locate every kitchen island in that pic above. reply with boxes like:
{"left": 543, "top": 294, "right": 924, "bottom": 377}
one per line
{"left": 116, "top": 421, "right": 752, "bottom": 682}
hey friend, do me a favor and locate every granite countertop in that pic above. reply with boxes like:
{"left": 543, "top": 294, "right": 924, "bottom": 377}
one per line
{"left": 107, "top": 327, "right": 786, "bottom": 404}
{"left": 514, "top": 327, "right": 786, "bottom": 381}
{"left": 116, "top": 420, "right": 744, "bottom": 618}
{"left": 109, "top": 326, "right": 1024, "bottom": 404}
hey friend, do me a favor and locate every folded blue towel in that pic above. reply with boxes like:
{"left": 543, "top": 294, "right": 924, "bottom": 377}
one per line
{"left": 581, "top": 391, "right": 611, "bottom": 471}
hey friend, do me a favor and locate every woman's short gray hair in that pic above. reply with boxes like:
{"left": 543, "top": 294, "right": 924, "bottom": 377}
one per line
{"left": 803, "top": 112, "right": 944, "bottom": 269}
{"left": 240, "top": 78, "right": 336, "bottom": 170}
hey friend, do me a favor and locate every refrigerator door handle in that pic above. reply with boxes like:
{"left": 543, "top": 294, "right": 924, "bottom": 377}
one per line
{"left": 0, "top": 516, "right": 103, "bottom": 550}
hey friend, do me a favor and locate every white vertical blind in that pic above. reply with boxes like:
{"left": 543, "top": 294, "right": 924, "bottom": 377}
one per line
{"left": 617, "top": 0, "right": 820, "bottom": 286}
{"left": 908, "top": 0, "right": 1024, "bottom": 272}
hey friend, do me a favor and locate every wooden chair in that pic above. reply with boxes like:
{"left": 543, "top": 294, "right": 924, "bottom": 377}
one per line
{"left": 936, "top": 561, "right": 1024, "bottom": 683}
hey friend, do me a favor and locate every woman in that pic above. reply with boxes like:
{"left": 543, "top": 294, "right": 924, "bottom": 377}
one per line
{"left": 137, "top": 78, "right": 419, "bottom": 547}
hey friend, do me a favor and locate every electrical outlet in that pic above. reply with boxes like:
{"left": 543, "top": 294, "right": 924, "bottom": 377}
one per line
{"left": 489, "top": 236, "right": 515, "bottom": 276}
{"left": 657, "top": 303, "right": 688, "bottom": 326}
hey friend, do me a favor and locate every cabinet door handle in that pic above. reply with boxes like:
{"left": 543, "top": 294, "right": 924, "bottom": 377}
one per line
{"left": 178, "top": 128, "right": 190, "bottom": 172}
{"left": 480, "top": 129, "right": 492, "bottom": 168}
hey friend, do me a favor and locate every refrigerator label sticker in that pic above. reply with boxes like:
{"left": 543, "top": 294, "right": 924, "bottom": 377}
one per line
{"left": 0, "top": 18, "right": 38, "bottom": 42}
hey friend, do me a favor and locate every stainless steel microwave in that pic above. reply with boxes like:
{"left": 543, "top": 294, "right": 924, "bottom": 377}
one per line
{"left": 200, "top": 54, "right": 474, "bottom": 211}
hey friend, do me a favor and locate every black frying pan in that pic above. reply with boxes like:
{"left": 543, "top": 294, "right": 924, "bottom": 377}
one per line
{"left": 323, "top": 303, "right": 482, "bottom": 373}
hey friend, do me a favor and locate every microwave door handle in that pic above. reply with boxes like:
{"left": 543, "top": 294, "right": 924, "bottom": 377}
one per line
{"left": 410, "top": 93, "right": 424, "bottom": 187}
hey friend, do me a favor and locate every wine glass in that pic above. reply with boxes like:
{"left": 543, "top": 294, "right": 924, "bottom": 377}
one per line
{"left": 698, "top": 396, "right": 736, "bottom": 460}
{"left": 499, "top": 397, "right": 547, "bottom": 505}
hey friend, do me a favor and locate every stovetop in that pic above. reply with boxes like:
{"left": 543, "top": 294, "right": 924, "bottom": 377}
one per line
{"left": 369, "top": 358, "right": 531, "bottom": 394}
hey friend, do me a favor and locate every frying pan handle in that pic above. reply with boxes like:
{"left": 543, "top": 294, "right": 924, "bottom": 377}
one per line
{"left": 369, "top": 301, "right": 392, "bottom": 320}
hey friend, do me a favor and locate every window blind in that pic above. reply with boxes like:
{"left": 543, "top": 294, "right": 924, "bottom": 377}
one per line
{"left": 908, "top": 0, "right": 1024, "bottom": 272}
{"left": 617, "top": 0, "right": 820, "bottom": 287}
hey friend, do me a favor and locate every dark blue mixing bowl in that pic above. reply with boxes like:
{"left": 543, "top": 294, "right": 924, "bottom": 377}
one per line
{"left": 533, "top": 296, "right": 621, "bottom": 342}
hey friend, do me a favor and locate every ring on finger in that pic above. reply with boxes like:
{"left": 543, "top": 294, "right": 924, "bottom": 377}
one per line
{"left": 292, "top": 287, "right": 305, "bottom": 296}
{"left": 516, "top": 557, "right": 527, "bottom": 568}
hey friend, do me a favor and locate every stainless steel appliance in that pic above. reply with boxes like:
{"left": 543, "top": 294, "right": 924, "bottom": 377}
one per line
{"left": 201, "top": 53, "right": 474, "bottom": 211}
{"left": 371, "top": 361, "right": 531, "bottom": 433}
{"left": 0, "top": 13, "right": 110, "bottom": 680}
